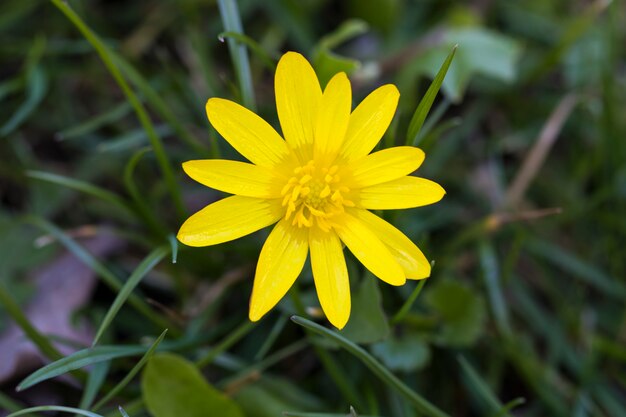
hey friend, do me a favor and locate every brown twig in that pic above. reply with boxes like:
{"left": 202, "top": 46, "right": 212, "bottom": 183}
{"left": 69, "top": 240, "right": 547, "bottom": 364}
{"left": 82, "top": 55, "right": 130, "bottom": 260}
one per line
{"left": 504, "top": 93, "right": 578, "bottom": 208}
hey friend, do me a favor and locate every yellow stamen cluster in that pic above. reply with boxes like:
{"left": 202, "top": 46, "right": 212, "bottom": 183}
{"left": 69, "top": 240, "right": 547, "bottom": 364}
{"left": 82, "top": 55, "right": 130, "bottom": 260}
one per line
{"left": 281, "top": 160, "right": 354, "bottom": 231}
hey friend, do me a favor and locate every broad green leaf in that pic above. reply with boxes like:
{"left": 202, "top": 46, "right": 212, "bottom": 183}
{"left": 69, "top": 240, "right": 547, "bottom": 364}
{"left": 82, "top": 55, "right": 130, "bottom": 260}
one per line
{"left": 340, "top": 275, "right": 390, "bottom": 344}
{"left": 424, "top": 279, "right": 486, "bottom": 347}
{"left": 142, "top": 353, "right": 244, "bottom": 417}
{"left": 406, "top": 45, "right": 457, "bottom": 145}
{"left": 407, "top": 27, "right": 522, "bottom": 102}
{"left": 372, "top": 333, "right": 430, "bottom": 372}
{"left": 235, "top": 384, "right": 304, "bottom": 417}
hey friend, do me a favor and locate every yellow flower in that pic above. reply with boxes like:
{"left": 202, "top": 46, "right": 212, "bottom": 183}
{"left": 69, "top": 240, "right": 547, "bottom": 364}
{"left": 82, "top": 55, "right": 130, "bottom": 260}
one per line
{"left": 177, "top": 52, "right": 445, "bottom": 329}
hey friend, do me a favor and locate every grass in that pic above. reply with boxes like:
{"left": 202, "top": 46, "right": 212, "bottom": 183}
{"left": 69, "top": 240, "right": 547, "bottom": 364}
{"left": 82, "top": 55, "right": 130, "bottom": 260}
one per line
{"left": 0, "top": 0, "right": 625, "bottom": 416}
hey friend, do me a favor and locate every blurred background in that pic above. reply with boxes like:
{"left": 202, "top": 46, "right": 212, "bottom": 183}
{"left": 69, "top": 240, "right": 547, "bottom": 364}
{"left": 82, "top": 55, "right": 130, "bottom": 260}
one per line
{"left": 0, "top": 0, "right": 625, "bottom": 416}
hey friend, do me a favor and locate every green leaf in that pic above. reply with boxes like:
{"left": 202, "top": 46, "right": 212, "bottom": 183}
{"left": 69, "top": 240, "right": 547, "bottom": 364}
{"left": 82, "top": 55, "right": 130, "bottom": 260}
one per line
{"left": 371, "top": 334, "right": 430, "bottom": 372}
{"left": 340, "top": 275, "right": 390, "bottom": 344}
{"left": 424, "top": 279, "right": 486, "bottom": 347}
{"left": 406, "top": 45, "right": 457, "bottom": 145}
{"left": 313, "top": 19, "right": 368, "bottom": 86}
{"left": 408, "top": 28, "right": 522, "bottom": 102}
{"left": 218, "top": 31, "right": 277, "bottom": 71}
{"left": 142, "top": 353, "right": 244, "bottom": 417}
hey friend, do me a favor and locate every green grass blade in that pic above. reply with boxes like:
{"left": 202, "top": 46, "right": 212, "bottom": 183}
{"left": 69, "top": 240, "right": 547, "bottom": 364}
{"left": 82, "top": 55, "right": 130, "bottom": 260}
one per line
{"left": 254, "top": 315, "right": 288, "bottom": 360}
{"left": 78, "top": 361, "right": 110, "bottom": 410}
{"left": 26, "top": 170, "right": 133, "bottom": 215}
{"left": 405, "top": 45, "right": 457, "bottom": 146}
{"left": 218, "top": 31, "right": 277, "bottom": 71}
{"left": 92, "top": 247, "right": 169, "bottom": 346}
{"left": 491, "top": 398, "right": 526, "bottom": 417}
{"left": 17, "top": 345, "right": 148, "bottom": 391}
{"left": 167, "top": 234, "right": 178, "bottom": 264}
{"left": 0, "top": 65, "right": 47, "bottom": 137}
{"left": 92, "top": 330, "right": 167, "bottom": 411}
{"left": 55, "top": 101, "right": 133, "bottom": 141}
{"left": 457, "top": 355, "right": 511, "bottom": 417}
{"left": 122, "top": 147, "right": 168, "bottom": 237}
{"left": 217, "top": 0, "right": 256, "bottom": 110}
{"left": 8, "top": 406, "right": 104, "bottom": 417}
{"left": 195, "top": 321, "right": 256, "bottom": 369}
{"left": 117, "top": 407, "right": 130, "bottom": 417}
{"left": 291, "top": 316, "right": 451, "bottom": 417}
{"left": 49, "top": 0, "right": 185, "bottom": 220}
{"left": 391, "top": 279, "right": 427, "bottom": 324}
{"left": 23, "top": 216, "right": 173, "bottom": 331}
{"left": 479, "top": 241, "right": 512, "bottom": 335}
{"left": 111, "top": 55, "right": 210, "bottom": 157}
{"left": 526, "top": 238, "right": 626, "bottom": 299}
{"left": 0, "top": 284, "right": 63, "bottom": 361}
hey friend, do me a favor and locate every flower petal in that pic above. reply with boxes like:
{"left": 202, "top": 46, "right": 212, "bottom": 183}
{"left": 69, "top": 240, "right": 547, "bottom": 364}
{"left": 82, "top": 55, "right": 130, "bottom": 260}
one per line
{"left": 249, "top": 219, "right": 309, "bottom": 321}
{"left": 334, "top": 212, "right": 405, "bottom": 286}
{"left": 314, "top": 72, "right": 351, "bottom": 160}
{"left": 206, "top": 98, "right": 290, "bottom": 168}
{"left": 339, "top": 84, "right": 399, "bottom": 162}
{"left": 357, "top": 176, "right": 445, "bottom": 210}
{"left": 350, "top": 209, "right": 431, "bottom": 279}
{"left": 177, "top": 196, "right": 282, "bottom": 247}
{"left": 309, "top": 228, "right": 350, "bottom": 329}
{"left": 275, "top": 52, "right": 322, "bottom": 155}
{"left": 183, "top": 159, "right": 282, "bottom": 198}
{"left": 348, "top": 146, "right": 425, "bottom": 188}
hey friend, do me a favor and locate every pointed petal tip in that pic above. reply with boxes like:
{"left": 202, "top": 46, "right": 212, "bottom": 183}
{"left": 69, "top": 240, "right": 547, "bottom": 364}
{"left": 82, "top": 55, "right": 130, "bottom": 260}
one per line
{"left": 328, "top": 312, "right": 350, "bottom": 330}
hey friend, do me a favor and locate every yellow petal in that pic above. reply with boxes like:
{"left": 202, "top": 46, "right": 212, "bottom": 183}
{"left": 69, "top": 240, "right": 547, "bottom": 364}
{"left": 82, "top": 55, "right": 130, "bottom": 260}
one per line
{"left": 314, "top": 72, "right": 351, "bottom": 160}
{"left": 348, "top": 146, "right": 425, "bottom": 188}
{"left": 177, "top": 196, "right": 282, "bottom": 247}
{"left": 275, "top": 52, "right": 322, "bottom": 155}
{"left": 206, "top": 98, "right": 289, "bottom": 168}
{"left": 183, "top": 160, "right": 282, "bottom": 198}
{"left": 357, "top": 176, "right": 445, "bottom": 210}
{"left": 249, "top": 219, "right": 309, "bottom": 321}
{"left": 350, "top": 209, "right": 431, "bottom": 279}
{"left": 334, "top": 212, "right": 405, "bottom": 286}
{"left": 339, "top": 84, "right": 399, "bottom": 162}
{"left": 309, "top": 228, "right": 350, "bottom": 329}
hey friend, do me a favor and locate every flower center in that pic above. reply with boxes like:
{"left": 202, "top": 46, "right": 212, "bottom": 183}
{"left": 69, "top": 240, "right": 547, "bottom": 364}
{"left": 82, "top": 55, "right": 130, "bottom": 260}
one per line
{"left": 281, "top": 160, "right": 354, "bottom": 231}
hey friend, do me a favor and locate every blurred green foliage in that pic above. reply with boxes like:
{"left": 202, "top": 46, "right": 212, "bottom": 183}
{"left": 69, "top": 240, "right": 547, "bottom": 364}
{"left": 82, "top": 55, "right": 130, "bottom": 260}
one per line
{"left": 1, "top": 0, "right": 625, "bottom": 417}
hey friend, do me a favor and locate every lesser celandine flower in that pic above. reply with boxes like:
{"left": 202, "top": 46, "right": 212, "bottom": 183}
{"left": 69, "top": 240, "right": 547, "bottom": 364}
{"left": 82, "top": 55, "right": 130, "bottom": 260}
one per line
{"left": 177, "top": 52, "right": 445, "bottom": 329}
